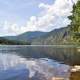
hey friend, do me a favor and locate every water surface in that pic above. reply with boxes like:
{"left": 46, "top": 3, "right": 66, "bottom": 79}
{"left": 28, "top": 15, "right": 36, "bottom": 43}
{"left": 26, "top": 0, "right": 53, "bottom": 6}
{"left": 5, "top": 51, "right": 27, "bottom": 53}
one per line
{"left": 0, "top": 45, "right": 80, "bottom": 80}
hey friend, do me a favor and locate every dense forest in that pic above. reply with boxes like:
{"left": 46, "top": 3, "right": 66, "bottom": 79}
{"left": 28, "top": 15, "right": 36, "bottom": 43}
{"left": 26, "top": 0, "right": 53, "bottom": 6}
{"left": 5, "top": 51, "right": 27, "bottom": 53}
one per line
{"left": 31, "top": 27, "right": 70, "bottom": 45}
{"left": 0, "top": 37, "right": 31, "bottom": 45}
{"left": 69, "top": 0, "right": 80, "bottom": 44}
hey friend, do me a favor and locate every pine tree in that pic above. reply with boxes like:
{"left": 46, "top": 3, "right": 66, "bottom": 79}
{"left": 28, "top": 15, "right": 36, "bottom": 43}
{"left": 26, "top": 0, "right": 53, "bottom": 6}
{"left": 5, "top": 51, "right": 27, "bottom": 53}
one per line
{"left": 69, "top": 0, "right": 80, "bottom": 43}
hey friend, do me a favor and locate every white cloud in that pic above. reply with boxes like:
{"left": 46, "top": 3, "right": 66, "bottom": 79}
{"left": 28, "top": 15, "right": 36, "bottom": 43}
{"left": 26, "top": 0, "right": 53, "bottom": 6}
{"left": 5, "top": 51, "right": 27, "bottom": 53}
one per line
{"left": 24, "top": 0, "right": 78, "bottom": 32}
{"left": 0, "top": 21, "right": 26, "bottom": 36}
{"left": 39, "top": 3, "right": 51, "bottom": 9}
{"left": 0, "top": 0, "right": 78, "bottom": 36}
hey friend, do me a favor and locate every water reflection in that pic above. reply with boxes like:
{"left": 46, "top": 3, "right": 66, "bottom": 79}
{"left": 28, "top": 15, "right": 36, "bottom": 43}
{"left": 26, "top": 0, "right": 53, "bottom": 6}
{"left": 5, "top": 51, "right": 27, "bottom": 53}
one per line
{"left": 0, "top": 53, "right": 70, "bottom": 80}
{"left": 1, "top": 45, "right": 80, "bottom": 65}
{"left": 0, "top": 45, "right": 80, "bottom": 80}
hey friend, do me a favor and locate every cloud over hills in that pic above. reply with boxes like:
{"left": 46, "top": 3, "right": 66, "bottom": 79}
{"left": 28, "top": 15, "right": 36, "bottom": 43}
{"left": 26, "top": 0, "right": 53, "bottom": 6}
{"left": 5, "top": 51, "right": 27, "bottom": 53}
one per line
{"left": 0, "top": 0, "right": 78, "bottom": 36}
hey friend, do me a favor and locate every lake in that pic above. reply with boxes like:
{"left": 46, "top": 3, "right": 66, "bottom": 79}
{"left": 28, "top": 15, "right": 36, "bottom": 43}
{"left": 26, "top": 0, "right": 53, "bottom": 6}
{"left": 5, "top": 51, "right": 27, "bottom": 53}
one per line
{"left": 0, "top": 45, "right": 80, "bottom": 80}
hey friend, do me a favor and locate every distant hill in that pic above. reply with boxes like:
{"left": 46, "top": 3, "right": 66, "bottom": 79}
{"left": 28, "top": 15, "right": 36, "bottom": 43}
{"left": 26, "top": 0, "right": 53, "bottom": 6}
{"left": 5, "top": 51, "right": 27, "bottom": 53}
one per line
{"left": 5, "top": 31, "right": 47, "bottom": 42}
{"left": 3, "top": 27, "right": 71, "bottom": 45}
{"left": 0, "top": 37, "right": 30, "bottom": 45}
{"left": 3, "top": 27, "right": 72, "bottom": 45}
{"left": 31, "top": 27, "right": 71, "bottom": 45}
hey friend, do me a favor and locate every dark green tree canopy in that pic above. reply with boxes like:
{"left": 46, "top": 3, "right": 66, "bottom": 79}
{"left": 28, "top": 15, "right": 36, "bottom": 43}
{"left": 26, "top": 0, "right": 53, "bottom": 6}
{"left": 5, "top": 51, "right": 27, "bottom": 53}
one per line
{"left": 69, "top": 0, "right": 80, "bottom": 42}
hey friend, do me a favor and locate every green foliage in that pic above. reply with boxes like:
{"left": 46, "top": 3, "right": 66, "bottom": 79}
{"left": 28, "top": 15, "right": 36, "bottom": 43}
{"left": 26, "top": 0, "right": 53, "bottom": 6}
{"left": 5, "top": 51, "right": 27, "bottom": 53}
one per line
{"left": 69, "top": 1, "right": 80, "bottom": 43}
{"left": 32, "top": 27, "right": 70, "bottom": 45}
{"left": 0, "top": 37, "right": 31, "bottom": 45}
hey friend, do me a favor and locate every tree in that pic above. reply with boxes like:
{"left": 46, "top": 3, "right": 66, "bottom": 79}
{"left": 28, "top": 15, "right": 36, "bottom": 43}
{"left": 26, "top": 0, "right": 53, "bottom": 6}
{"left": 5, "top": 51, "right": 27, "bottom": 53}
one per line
{"left": 69, "top": 0, "right": 80, "bottom": 43}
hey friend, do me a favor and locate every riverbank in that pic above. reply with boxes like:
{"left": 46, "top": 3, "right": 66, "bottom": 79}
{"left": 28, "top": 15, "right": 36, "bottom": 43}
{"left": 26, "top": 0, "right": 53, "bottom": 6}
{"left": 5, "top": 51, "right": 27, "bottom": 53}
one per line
{"left": 70, "top": 71, "right": 80, "bottom": 80}
{"left": 70, "top": 65, "right": 80, "bottom": 80}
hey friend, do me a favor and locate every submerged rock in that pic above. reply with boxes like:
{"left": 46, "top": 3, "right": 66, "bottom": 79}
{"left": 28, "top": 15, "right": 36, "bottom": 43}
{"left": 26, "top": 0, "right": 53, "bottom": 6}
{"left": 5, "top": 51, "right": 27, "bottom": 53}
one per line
{"left": 31, "top": 71, "right": 48, "bottom": 80}
{"left": 71, "top": 65, "right": 80, "bottom": 72}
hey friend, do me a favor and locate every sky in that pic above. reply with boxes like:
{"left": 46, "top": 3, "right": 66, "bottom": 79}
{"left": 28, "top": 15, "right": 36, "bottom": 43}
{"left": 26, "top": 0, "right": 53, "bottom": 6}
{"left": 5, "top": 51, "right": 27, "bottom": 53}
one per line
{"left": 0, "top": 0, "right": 78, "bottom": 36}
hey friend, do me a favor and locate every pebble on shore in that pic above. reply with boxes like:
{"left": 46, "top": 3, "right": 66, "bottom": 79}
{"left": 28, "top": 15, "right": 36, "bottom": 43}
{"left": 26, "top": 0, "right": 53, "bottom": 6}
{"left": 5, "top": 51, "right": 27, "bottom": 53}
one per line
{"left": 71, "top": 65, "right": 80, "bottom": 72}
{"left": 70, "top": 65, "right": 80, "bottom": 80}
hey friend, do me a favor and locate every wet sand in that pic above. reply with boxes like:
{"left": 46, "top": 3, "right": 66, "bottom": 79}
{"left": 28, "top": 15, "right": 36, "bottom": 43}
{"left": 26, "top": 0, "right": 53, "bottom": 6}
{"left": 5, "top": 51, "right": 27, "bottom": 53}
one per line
{"left": 70, "top": 71, "right": 80, "bottom": 80}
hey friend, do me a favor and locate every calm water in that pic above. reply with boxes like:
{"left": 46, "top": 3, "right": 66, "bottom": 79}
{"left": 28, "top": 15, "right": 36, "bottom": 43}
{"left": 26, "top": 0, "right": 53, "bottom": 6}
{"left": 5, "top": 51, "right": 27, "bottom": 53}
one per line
{"left": 0, "top": 45, "right": 80, "bottom": 80}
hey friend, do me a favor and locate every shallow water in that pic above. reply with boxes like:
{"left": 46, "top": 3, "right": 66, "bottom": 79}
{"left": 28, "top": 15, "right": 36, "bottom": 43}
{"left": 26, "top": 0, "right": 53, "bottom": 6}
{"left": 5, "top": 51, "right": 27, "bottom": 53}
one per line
{"left": 0, "top": 54, "right": 70, "bottom": 80}
{"left": 0, "top": 45, "right": 79, "bottom": 80}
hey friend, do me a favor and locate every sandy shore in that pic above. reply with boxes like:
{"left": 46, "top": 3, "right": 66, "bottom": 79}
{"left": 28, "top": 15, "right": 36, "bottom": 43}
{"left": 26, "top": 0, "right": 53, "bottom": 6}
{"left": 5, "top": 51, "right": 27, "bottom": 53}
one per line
{"left": 70, "top": 71, "right": 80, "bottom": 80}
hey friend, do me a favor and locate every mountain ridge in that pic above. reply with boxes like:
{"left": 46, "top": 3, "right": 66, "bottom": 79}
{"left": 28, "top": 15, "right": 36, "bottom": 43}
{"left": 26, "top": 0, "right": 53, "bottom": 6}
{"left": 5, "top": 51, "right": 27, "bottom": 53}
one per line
{"left": 31, "top": 27, "right": 71, "bottom": 45}
{"left": 2, "top": 27, "right": 71, "bottom": 45}
{"left": 4, "top": 31, "right": 47, "bottom": 42}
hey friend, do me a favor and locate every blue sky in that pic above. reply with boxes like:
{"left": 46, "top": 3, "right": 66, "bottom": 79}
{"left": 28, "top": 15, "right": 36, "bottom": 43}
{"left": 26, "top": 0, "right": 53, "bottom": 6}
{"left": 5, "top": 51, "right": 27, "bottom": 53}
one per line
{"left": 0, "top": 0, "right": 78, "bottom": 36}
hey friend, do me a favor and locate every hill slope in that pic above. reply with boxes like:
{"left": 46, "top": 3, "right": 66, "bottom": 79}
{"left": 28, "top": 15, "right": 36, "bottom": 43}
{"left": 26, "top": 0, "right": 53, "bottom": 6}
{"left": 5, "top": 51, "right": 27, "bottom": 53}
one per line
{"left": 0, "top": 37, "right": 30, "bottom": 45}
{"left": 5, "top": 31, "right": 47, "bottom": 42}
{"left": 32, "top": 27, "right": 71, "bottom": 45}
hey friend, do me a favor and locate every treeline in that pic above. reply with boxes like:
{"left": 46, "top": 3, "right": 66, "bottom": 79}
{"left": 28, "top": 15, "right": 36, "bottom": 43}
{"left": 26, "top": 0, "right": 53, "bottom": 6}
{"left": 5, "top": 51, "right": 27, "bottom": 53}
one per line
{"left": 31, "top": 27, "right": 70, "bottom": 45}
{"left": 0, "top": 37, "right": 31, "bottom": 45}
{"left": 69, "top": 0, "right": 80, "bottom": 44}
